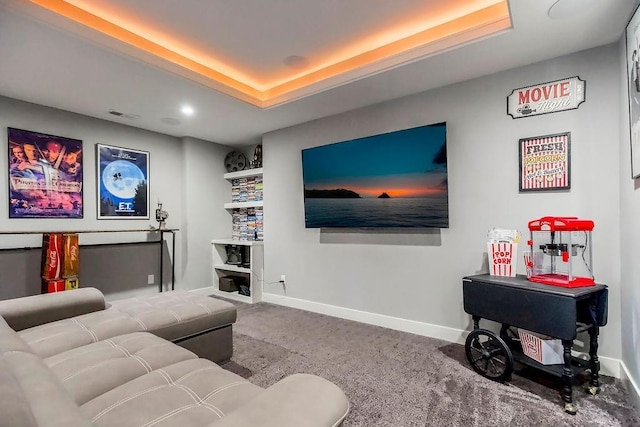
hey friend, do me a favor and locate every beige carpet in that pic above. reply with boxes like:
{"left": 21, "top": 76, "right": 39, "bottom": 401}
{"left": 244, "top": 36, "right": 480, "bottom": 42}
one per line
{"left": 218, "top": 299, "right": 639, "bottom": 427}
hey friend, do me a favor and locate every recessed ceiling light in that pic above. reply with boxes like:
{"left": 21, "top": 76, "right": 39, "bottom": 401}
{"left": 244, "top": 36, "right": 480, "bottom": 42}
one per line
{"left": 548, "top": 0, "right": 598, "bottom": 20}
{"left": 181, "top": 105, "right": 195, "bottom": 116}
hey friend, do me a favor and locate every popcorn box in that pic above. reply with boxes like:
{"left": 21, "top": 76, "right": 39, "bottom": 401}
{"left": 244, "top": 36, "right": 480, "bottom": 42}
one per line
{"left": 487, "top": 242, "right": 517, "bottom": 277}
{"left": 518, "top": 329, "right": 563, "bottom": 365}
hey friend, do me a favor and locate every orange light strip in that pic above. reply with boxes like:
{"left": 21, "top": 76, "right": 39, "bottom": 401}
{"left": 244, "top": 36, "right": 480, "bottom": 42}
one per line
{"left": 26, "top": 0, "right": 264, "bottom": 102}
{"left": 26, "top": 0, "right": 510, "bottom": 108}
{"left": 266, "top": 2, "right": 511, "bottom": 101}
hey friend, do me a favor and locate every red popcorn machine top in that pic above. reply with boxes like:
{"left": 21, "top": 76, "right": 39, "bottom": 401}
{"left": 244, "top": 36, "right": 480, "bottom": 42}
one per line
{"left": 527, "top": 216, "right": 594, "bottom": 288}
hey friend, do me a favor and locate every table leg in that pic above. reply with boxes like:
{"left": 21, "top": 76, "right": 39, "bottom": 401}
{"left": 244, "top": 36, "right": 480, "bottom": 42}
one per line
{"left": 499, "top": 324, "right": 512, "bottom": 342}
{"left": 561, "top": 339, "right": 576, "bottom": 415}
{"left": 472, "top": 316, "right": 480, "bottom": 330}
{"left": 587, "top": 325, "right": 601, "bottom": 395}
{"left": 171, "top": 231, "right": 175, "bottom": 291}
{"left": 159, "top": 232, "right": 164, "bottom": 293}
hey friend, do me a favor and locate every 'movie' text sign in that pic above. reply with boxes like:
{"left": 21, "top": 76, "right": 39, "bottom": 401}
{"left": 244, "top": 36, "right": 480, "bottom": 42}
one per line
{"left": 507, "top": 76, "right": 585, "bottom": 119}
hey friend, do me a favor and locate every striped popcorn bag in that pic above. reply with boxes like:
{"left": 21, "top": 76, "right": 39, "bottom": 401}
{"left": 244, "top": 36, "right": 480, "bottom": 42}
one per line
{"left": 487, "top": 242, "right": 517, "bottom": 277}
{"left": 517, "top": 329, "right": 563, "bottom": 365}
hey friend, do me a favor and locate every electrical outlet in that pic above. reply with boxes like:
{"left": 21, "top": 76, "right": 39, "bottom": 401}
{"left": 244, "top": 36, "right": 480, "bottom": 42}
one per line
{"left": 280, "top": 275, "right": 286, "bottom": 283}
{"left": 147, "top": 274, "right": 155, "bottom": 285}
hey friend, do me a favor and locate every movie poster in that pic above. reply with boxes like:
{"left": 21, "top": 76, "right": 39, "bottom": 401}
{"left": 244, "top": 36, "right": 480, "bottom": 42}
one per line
{"left": 8, "top": 128, "right": 83, "bottom": 218}
{"left": 97, "top": 144, "right": 149, "bottom": 219}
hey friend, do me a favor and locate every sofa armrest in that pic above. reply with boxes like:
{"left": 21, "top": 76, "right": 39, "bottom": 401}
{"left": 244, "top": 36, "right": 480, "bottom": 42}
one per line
{"left": 0, "top": 288, "right": 106, "bottom": 331}
{"left": 209, "top": 373, "right": 349, "bottom": 427}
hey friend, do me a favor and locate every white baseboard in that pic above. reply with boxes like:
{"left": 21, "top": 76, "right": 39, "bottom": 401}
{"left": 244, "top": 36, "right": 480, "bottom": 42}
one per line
{"left": 596, "top": 355, "right": 621, "bottom": 379}
{"left": 261, "top": 293, "right": 622, "bottom": 378}
{"left": 621, "top": 361, "right": 640, "bottom": 412}
{"left": 262, "top": 293, "right": 468, "bottom": 345}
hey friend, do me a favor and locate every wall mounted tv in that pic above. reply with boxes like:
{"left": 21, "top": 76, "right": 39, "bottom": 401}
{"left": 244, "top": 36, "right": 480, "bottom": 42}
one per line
{"left": 301, "top": 122, "right": 448, "bottom": 228}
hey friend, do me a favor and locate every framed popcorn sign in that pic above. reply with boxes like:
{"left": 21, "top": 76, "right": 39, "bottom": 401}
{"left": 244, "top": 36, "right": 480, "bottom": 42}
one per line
{"left": 518, "top": 132, "right": 570, "bottom": 192}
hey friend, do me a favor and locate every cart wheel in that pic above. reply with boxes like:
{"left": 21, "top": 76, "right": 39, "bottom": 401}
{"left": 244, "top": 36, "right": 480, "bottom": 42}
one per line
{"left": 465, "top": 329, "right": 514, "bottom": 383}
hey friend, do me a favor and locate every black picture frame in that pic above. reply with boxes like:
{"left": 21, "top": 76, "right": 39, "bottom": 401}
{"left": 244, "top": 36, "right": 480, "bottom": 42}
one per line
{"left": 96, "top": 144, "right": 150, "bottom": 219}
{"left": 8, "top": 127, "right": 83, "bottom": 218}
{"left": 625, "top": 2, "right": 640, "bottom": 179}
{"left": 518, "top": 132, "right": 571, "bottom": 193}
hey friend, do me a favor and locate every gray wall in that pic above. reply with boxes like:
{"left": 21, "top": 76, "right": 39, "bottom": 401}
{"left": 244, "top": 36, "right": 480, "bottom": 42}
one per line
{"left": 180, "top": 136, "right": 233, "bottom": 290}
{"left": 0, "top": 96, "right": 230, "bottom": 300}
{"left": 262, "top": 44, "right": 622, "bottom": 363}
{"left": 0, "top": 243, "right": 164, "bottom": 301}
{"left": 619, "top": 31, "right": 640, "bottom": 407}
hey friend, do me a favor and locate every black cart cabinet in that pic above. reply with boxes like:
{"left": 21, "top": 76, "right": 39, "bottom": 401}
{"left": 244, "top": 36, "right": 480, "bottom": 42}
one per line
{"left": 462, "top": 274, "right": 608, "bottom": 414}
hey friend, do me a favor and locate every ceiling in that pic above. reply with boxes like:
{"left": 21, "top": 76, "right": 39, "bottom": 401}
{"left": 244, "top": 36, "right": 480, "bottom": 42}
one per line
{"left": 0, "top": 0, "right": 635, "bottom": 146}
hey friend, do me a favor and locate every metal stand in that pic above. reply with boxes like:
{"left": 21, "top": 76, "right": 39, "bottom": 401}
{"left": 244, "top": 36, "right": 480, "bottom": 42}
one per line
{"left": 158, "top": 229, "right": 177, "bottom": 292}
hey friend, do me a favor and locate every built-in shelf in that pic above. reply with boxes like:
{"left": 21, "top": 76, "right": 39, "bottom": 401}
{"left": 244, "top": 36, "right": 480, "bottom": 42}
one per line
{"left": 223, "top": 201, "right": 263, "bottom": 209}
{"left": 213, "top": 263, "right": 251, "bottom": 274}
{"left": 209, "top": 289, "right": 252, "bottom": 303}
{"left": 213, "top": 167, "right": 264, "bottom": 304}
{"left": 211, "top": 239, "right": 263, "bottom": 246}
{"left": 211, "top": 240, "right": 263, "bottom": 304}
{"left": 223, "top": 167, "right": 263, "bottom": 180}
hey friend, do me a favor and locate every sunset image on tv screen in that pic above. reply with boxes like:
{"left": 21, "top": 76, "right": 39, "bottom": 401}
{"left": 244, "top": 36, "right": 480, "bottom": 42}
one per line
{"left": 301, "top": 122, "right": 448, "bottom": 228}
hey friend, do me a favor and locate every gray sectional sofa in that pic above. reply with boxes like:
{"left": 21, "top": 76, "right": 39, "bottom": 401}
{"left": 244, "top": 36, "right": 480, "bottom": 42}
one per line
{"left": 0, "top": 288, "right": 349, "bottom": 427}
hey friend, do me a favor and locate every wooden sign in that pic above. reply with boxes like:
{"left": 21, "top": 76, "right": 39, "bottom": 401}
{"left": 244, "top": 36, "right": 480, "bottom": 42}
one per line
{"left": 507, "top": 77, "right": 585, "bottom": 119}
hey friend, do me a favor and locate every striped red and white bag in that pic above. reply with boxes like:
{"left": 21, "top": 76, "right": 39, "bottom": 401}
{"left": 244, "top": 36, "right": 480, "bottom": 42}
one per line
{"left": 487, "top": 242, "right": 517, "bottom": 277}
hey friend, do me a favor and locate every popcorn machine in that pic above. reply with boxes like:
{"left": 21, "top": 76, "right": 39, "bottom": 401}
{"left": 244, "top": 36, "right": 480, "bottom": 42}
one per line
{"left": 527, "top": 217, "right": 594, "bottom": 287}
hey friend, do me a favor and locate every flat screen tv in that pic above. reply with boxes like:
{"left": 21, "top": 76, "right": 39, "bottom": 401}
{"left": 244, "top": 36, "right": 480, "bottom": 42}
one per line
{"left": 301, "top": 122, "right": 448, "bottom": 228}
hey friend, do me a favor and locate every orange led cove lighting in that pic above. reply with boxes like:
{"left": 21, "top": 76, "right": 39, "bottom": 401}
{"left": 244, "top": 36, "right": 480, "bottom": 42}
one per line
{"left": 27, "top": 0, "right": 511, "bottom": 108}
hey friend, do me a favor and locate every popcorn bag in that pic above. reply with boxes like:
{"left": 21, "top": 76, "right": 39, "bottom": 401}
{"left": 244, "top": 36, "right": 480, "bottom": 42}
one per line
{"left": 486, "top": 228, "right": 520, "bottom": 277}
{"left": 518, "top": 329, "right": 563, "bottom": 365}
{"left": 487, "top": 242, "right": 518, "bottom": 277}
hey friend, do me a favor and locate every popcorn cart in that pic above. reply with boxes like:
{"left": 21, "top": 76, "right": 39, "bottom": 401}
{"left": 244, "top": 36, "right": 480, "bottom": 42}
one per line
{"left": 462, "top": 274, "right": 608, "bottom": 415}
{"left": 526, "top": 217, "right": 594, "bottom": 288}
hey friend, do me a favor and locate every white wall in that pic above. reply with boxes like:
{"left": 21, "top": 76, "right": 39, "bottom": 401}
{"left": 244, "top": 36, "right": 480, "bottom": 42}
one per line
{"left": 0, "top": 96, "right": 231, "bottom": 299}
{"left": 263, "top": 44, "right": 622, "bottom": 362}
{"left": 619, "top": 31, "right": 640, "bottom": 407}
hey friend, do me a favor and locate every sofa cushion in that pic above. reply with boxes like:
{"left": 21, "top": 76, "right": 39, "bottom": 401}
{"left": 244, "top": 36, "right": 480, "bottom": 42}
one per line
{"left": 17, "top": 309, "right": 142, "bottom": 358}
{"left": 108, "top": 290, "right": 237, "bottom": 341}
{"left": 3, "top": 351, "right": 91, "bottom": 427}
{"left": 80, "top": 358, "right": 263, "bottom": 427}
{"left": 0, "top": 356, "right": 38, "bottom": 427}
{"left": 45, "top": 332, "right": 198, "bottom": 405}
{"left": 18, "top": 291, "right": 236, "bottom": 358}
{"left": 0, "top": 316, "right": 33, "bottom": 354}
{"left": 0, "top": 288, "right": 106, "bottom": 332}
